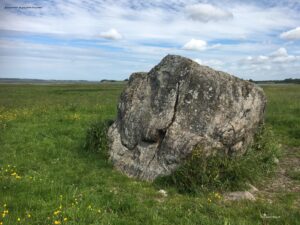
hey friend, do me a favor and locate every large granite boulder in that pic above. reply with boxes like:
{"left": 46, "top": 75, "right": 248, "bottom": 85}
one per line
{"left": 108, "top": 55, "right": 266, "bottom": 181}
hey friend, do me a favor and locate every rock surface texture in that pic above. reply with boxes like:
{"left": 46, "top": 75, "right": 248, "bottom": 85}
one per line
{"left": 108, "top": 55, "right": 266, "bottom": 181}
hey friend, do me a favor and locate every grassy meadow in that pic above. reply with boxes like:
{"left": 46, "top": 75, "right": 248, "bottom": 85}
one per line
{"left": 0, "top": 83, "right": 299, "bottom": 225}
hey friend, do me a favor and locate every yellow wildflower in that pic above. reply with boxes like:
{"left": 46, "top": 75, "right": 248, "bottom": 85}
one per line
{"left": 214, "top": 192, "right": 221, "bottom": 199}
{"left": 17, "top": 218, "right": 21, "bottom": 222}
{"left": 15, "top": 175, "right": 21, "bottom": 179}
{"left": 11, "top": 172, "right": 17, "bottom": 176}
{"left": 53, "top": 210, "right": 60, "bottom": 215}
{"left": 54, "top": 220, "right": 61, "bottom": 225}
{"left": 64, "top": 217, "right": 68, "bottom": 221}
{"left": 70, "top": 113, "right": 80, "bottom": 120}
{"left": 27, "top": 213, "right": 31, "bottom": 218}
{"left": 2, "top": 213, "right": 5, "bottom": 218}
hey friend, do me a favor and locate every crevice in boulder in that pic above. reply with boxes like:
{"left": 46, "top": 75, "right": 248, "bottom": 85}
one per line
{"left": 157, "top": 129, "right": 167, "bottom": 145}
{"left": 141, "top": 137, "right": 157, "bottom": 144}
{"left": 158, "top": 81, "right": 180, "bottom": 150}
{"left": 171, "top": 82, "right": 181, "bottom": 126}
{"left": 146, "top": 82, "right": 181, "bottom": 168}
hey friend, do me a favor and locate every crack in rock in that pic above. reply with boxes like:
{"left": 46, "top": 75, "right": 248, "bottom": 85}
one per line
{"left": 146, "top": 81, "right": 181, "bottom": 169}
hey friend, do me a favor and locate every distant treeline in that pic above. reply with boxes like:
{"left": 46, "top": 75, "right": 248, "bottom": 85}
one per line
{"left": 1, "top": 77, "right": 298, "bottom": 84}
{"left": 249, "top": 78, "right": 300, "bottom": 84}
{"left": 100, "top": 79, "right": 128, "bottom": 83}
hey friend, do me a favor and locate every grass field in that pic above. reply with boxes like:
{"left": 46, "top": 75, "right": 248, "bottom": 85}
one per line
{"left": 0, "top": 83, "right": 299, "bottom": 225}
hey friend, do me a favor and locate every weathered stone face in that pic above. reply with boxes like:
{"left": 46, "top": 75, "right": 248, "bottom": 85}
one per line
{"left": 108, "top": 55, "right": 267, "bottom": 181}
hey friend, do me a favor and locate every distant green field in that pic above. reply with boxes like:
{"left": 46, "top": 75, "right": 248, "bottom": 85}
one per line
{"left": 0, "top": 83, "right": 299, "bottom": 225}
{"left": 263, "top": 85, "right": 300, "bottom": 147}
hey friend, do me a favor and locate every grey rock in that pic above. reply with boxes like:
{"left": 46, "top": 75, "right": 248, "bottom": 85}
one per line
{"left": 108, "top": 55, "right": 266, "bottom": 181}
{"left": 223, "top": 191, "right": 256, "bottom": 201}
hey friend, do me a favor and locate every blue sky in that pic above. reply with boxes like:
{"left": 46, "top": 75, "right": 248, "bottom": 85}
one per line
{"left": 0, "top": 0, "right": 300, "bottom": 81}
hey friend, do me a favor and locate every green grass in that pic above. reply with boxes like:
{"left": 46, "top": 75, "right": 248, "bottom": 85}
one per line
{"left": 263, "top": 85, "right": 300, "bottom": 147}
{"left": 0, "top": 83, "right": 299, "bottom": 225}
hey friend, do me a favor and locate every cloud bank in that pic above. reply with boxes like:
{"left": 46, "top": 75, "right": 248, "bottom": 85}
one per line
{"left": 280, "top": 27, "right": 300, "bottom": 40}
{"left": 185, "top": 3, "right": 233, "bottom": 22}
{"left": 0, "top": 0, "right": 299, "bottom": 81}
{"left": 183, "top": 39, "right": 207, "bottom": 51}
{"left": 99, "top": 28, "right": 122, "bottom": 40}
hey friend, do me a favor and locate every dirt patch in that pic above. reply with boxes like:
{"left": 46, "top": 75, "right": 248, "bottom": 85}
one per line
{"left": 258, "top": 147, "right": 300, "bottom": 206}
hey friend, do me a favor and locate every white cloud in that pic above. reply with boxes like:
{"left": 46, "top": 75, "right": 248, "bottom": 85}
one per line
{"left": 270, "top": 47, "right": 288, "bottom": 57}
{"left": 193, "top": 58, "right": 224, "bottom": 67}
{"left": 268, "top": 47, "right": 298, "bottom": 62}
{"left": 185, "top": 3, "right": 233, "bottom": 22}
{"left": 269, "top": 48, "right": 298, "bottom": 63}
{"left": 182, "top": 39, "right": 207, "bottom": 51}
{"left": 242, "top": 47, "right": 299, "bottom": 65}
{"left": 232, "top": 47, "right": 300, "bottom": 80}
{"left": 280, "top": 27, "right": 300, "bottom": 40}
{"left": 243, "top": 55, "right": 269, "bottom": 65}
{"left": 99, "top": 28, "right": 122, "bottom": 40}
{"left": 193, "top": 58, "right": 203, "bottom": 64}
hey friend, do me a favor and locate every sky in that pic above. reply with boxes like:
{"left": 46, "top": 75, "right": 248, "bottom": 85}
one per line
{"left": 0, "top": 0, "right": 300, "bottom": 81}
